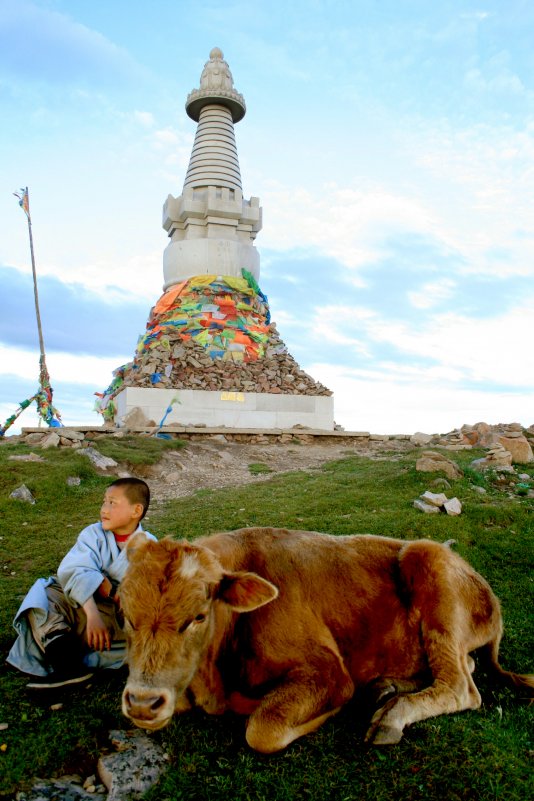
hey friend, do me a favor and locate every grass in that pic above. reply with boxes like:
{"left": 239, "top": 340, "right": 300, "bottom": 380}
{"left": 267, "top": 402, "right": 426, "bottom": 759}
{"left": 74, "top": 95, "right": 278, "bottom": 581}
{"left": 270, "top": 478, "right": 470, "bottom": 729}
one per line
{"left": 248, "top": 462, "right": 273, "bottom": 475}
{"left": 0, "top": 439, "right": 533, "bottom": 800}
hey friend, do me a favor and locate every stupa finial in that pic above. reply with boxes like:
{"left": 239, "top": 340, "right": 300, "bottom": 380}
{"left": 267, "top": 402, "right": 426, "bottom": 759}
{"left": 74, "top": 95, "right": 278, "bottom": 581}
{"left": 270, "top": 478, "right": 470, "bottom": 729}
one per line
{"left": 186, "top": 47, "right": 246, "bottom": 123}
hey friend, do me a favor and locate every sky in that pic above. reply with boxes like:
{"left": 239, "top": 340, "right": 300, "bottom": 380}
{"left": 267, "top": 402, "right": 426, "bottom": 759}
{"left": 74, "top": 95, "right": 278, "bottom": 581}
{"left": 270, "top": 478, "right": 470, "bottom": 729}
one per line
{"left": 1, "top": 0, "right": 533, "bottom": 436}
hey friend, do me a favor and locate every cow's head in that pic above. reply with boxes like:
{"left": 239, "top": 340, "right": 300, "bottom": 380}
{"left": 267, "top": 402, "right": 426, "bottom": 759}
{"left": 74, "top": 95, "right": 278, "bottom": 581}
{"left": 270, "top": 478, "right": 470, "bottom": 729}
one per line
{"left": 120, "top": 533, "right": 278, "bottom": 731}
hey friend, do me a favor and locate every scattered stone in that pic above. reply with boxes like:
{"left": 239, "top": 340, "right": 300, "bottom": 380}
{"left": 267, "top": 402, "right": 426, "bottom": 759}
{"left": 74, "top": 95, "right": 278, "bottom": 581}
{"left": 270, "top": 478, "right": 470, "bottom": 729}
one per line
{"left": 414, "top": 490, "right": 462, "bottom": 516}
{"left": 0, "top": 722, "right": 8, "bottom": 731}
{"left": 24, "top": 432, "right": 46, "bottom": 445}
{"left": 10, "top": 484, "right": 35, "bottom": 504}
{"left": 410, "top": 432, "right": 433, "bottom": 446}
{"left": 420, "top": 491, "right": 449, "bottom": 507}
{"left": 122, "top": 407, "right": 152, "bottom": 428}
{"left": 164, "top": 470, "right": 184, "bottom": 484}
{"left": 49, "top": 703, "right": 63, "bottom": 711}
{"left": 57, "top": 429, "right": 85, "bottom": 442}
{"left": 98, "top": 729, "right": 170, "bottom": 801}
{"left": 413, "top": 498, "right": 440, "bottom": 514}
{"left": 496, "top": 435, "right": 533, "bottom": 465}
{"left": 518, "top": 473, "right": 531, "bottom": 481}
{"left": 14, "top": 777, "right": 106, "bottom": 801}
{"left": 429, "top": 478, "right": 451, "bottom": 491}
{"left": 67, "top": 476, "right": 82, "bottom": 487}
{"left": 416, "top": 451, "right": 463, "bottom": 480}
{"left": 83, "top": 775, "right": 97, "bottom": 791}
{"left": 471, "top": 441, "right": 513, "bottom": 471}
{"left": 444, "top": 497, "right": 462, "bottom": 516}
{"left": 40, "top": 432, "right": 61, "bottom": 449}
{"left": 471, "top": 486, "right": 487, "bottom": 495}
{"left": 8, "top": 452, "right": 46, "bottom": 462}
{"left": 80, "top": 448, "right": 118, "bottom": 470}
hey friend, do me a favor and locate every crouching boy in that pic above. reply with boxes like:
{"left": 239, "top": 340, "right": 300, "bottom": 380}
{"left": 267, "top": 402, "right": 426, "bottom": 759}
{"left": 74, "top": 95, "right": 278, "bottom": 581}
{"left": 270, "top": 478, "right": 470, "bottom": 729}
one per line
{"left": 7, "top": 477, "right": 156, "bottom": 689}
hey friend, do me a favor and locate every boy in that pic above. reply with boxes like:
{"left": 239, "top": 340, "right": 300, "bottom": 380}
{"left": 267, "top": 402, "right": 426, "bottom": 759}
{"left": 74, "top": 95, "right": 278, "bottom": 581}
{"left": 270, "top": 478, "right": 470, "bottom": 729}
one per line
{"left": 7, "top": 477, "right": 156, "bottom": 690}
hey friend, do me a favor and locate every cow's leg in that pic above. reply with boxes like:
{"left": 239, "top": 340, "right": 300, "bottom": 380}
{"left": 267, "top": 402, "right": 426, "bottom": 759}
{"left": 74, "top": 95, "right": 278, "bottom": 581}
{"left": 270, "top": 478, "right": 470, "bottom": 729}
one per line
{"left": 245, "top": 648, "right": 354, "bottom": 753}
{"left": 368, "top": 676, "right": 428, "bottom": 708}
{"left": 365, "top": 652, "right": 481, "bottom": 745}
{"left": 365, "top": 541, "right": 484, "bottom": 745}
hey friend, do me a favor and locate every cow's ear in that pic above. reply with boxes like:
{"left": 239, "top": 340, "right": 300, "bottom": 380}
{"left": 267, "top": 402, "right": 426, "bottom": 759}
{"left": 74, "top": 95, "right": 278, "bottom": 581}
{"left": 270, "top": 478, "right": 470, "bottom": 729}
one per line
{"left": 125, "top": 531, "right": 148, "bottom": 560}
{"left": 217, "top": 571, "right": 278, "bottom": 612}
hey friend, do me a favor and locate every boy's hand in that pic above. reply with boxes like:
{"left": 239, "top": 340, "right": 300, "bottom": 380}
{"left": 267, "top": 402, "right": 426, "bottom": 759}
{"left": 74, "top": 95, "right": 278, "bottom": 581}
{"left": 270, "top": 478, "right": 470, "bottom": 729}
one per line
{"left": 82, "top": 596, "right": 111, "bottom": 651}
{"left": 85, "top": 608, "right": 111, "bottom": 651}
{"left": 97, "top": 576, "right": 120, "bottom": 605}
{"left": 97, "top": 576, "right": 113, "bottom": 599}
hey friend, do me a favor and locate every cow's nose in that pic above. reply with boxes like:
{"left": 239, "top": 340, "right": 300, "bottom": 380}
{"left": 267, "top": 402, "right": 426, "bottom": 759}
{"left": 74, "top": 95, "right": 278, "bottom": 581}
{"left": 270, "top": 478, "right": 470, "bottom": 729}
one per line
{"left": 123, "top": 689, "right": 166, "bottom": 716}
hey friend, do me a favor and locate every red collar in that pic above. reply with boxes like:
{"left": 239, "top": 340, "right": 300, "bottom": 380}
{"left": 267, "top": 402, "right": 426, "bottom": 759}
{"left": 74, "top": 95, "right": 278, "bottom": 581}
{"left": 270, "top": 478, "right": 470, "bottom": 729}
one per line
{"left": 114, "top": 531, "right": 133, "bottom": 543}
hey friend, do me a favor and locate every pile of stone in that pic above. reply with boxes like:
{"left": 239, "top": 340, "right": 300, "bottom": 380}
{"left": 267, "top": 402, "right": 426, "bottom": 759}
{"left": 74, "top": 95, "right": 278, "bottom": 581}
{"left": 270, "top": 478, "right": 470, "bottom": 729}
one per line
{"left": 470, "top": 442, "right": 513, "bottom": 472}
{"left": 414, "top": 490, "right": 462, "bottom": 516}
{"left": 411, "top": 423, "right": 534, "bottom": 465}
{"left": 415, "top": 451, "right": 463, "bottom": 480}
{"left": 117, "top": 322, "right": 331, "bottom": 398}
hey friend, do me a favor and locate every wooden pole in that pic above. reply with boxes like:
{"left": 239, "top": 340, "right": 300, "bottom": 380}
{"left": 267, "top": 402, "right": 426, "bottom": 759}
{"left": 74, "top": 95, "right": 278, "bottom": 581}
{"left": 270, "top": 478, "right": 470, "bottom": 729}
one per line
{"left": 24, "top": 188, "right": 47, "bottom": 364}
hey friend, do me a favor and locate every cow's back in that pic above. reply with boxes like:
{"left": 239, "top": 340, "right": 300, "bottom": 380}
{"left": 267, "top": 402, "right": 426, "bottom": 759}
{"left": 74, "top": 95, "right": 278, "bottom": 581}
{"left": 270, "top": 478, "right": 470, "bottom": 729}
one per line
{"left": 199, "top": 528, "right": 429, "bottom": 688}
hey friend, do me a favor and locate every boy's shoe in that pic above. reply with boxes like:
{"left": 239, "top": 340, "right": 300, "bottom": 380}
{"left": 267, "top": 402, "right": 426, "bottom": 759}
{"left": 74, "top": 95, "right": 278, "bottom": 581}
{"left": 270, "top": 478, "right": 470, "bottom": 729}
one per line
{"left": 26, "top": 666, "right": 94, "bottom": 690}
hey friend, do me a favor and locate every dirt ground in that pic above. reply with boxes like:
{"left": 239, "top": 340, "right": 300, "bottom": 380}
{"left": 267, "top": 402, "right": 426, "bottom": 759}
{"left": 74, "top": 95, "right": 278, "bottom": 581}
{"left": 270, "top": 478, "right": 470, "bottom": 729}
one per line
{"left": 137, "top": 436, "right": 415, "bottom": 502}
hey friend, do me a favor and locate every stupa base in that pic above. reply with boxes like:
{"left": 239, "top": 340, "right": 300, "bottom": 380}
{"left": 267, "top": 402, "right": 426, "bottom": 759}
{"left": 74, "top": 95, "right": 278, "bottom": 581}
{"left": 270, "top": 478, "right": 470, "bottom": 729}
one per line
{"left": 114, "top": 388, "right": 334, "bottom": 431}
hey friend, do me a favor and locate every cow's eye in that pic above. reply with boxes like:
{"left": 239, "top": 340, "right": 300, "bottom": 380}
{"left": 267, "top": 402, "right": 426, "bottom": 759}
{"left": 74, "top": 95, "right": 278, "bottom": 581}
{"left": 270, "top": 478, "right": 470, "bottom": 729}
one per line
{"left": 194, "top": 613, "right": 206, "bottom": 623}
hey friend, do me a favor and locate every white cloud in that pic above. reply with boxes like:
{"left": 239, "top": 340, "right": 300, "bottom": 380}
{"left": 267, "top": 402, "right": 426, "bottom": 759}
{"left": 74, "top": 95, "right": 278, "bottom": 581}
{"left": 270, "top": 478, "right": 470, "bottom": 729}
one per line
{"left": 408, "top": 278, "right": 456, "bottom": 309}
{"left": 133, "top": 110, "right": 155, "bottom": 127}
{"left": 256, "top": 120, "right": 534, "bottom": 284}
{"left": 310, "top": 362, "right": 533, "bottom": 435}
{"left": 308, "top": 297, "right": 534, "bottom": 390}
{"left": 0, "top": 344, "right": 127, "bottom": 388}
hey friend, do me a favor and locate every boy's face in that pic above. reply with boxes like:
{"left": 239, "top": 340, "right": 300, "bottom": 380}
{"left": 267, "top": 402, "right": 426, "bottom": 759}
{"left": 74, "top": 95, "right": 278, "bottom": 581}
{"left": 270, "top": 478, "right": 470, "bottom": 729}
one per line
{"left": 100, "top": 487, "right": 143, "bottom": 537}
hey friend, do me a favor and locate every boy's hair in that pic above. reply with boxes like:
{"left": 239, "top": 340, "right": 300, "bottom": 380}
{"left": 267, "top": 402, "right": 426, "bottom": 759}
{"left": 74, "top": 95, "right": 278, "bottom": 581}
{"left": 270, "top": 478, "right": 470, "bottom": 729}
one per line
{"left": 108, "top": 478, "right": 150, "bottom": 520}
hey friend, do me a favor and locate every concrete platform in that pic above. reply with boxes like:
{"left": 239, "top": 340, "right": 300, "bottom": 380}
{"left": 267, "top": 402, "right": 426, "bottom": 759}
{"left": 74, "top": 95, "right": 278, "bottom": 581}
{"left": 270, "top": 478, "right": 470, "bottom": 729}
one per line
{"left": 114, "top": 387, "right": 335, "bottom": 431}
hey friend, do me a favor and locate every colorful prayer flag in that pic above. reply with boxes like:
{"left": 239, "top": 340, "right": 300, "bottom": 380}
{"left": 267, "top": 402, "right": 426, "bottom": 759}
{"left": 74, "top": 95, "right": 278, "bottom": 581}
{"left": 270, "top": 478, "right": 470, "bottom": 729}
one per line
{"left": 13, "top": 187, "right": 31, "bottom": 220}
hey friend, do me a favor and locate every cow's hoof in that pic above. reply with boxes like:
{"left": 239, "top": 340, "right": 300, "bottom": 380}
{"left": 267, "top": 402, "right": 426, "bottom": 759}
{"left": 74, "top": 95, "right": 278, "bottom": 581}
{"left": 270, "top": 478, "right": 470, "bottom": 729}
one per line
{"left": 366, "top": 724, "right": 404, "bottom": 746}
{"left": 371, "top": 683, "right": 397, "bottom": 708}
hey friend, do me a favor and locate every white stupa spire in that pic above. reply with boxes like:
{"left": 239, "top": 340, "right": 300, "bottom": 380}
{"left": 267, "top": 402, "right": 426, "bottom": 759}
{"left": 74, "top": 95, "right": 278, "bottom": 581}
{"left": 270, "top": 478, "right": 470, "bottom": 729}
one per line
{"left": 162, "top": 48, "right": 262, "bottom": 290}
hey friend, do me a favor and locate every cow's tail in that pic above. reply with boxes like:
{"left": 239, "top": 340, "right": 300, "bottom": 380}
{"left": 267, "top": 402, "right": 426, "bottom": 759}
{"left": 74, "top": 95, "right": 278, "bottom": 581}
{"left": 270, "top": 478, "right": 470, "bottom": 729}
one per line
{"left": 479, "top": 639, "right": 534, "bottom": 696}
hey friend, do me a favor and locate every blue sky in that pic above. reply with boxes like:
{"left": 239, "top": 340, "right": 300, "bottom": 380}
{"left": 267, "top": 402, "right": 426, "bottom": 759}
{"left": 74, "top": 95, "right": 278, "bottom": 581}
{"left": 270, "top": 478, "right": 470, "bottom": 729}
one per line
{"left": 1, "top": 0, "right": 533, "bottom": 434}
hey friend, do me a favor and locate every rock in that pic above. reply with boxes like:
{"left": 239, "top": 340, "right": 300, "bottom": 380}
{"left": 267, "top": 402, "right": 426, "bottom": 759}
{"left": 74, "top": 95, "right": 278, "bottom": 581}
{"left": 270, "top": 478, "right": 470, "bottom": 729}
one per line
{"left": 410, "top": 432, "right": 433, "bottom": 446}
{"left": 420, "top": 491, "right": 448, "bottom": 507}
{"left": 413, "top": 499, "right": 440, "bottom": 514}
{"left": 40, "top": 432, "right": 61, "bottom": 449}
{"left": 471, "top": 485, "right": 487, "bottom": 495}
{"left": 164, "top": 470, "right": 184, "bottom": 484}
{"left": 58, "top": 429, "right": 85, "bottom": 442}
{"left": 429, "top": 478, "right": 451, "bottom": 490}
{"left": 81, "top": 448, "right": 118, "bottom": 470}
{"left": 122, "top": 407, "right": 151, "bottom": 428}
{"left": 10, "top": 484, "right": 35, "bottom": 504}
{"left": 496, "top": 436, "right": 533, "bottom": 464}
{"left": 416, "top": 451, "right": 463, "bottom": 480}
{"left": 23, "top": 432, "right": 46, "bottom": 445}
{"left": 98, "top": 729, "right": 170, "bottom": 801}
{"left": 67, "top": 476, "right": 82, "bottom": 486}
{"left": 444, "top": 497, "right": 462, "bottom": 516}
{"left": 7, "top": 452, "right": 45, "bottom": 462}
{"left": 14, "top": 777, "right": 106, "bottom": 800}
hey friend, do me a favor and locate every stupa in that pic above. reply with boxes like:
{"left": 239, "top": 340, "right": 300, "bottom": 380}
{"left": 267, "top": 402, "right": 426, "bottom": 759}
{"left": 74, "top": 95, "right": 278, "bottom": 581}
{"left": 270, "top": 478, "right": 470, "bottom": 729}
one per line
{"left": 96, "top": 48, "right": 334, "bottom": 430}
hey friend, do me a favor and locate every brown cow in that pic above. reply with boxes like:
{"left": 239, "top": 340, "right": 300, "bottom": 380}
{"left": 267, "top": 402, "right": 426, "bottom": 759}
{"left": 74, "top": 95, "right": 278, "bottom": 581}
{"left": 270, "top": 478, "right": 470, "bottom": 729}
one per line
{"left": 119, "top": 528, "right": 533, "bottom": 752}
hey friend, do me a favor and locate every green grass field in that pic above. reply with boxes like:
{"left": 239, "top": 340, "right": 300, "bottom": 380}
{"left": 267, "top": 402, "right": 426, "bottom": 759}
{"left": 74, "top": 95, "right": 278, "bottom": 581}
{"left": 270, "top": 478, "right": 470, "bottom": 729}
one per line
{"left": 0, "top": 437, "right": 532, "bottom": 800}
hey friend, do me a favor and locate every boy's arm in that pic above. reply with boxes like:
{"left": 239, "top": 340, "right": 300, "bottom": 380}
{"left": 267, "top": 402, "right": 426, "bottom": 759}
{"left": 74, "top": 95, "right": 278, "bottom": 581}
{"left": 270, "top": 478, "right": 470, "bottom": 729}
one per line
{"left": 57, "top": 524, "right": 110, "bottom": 606}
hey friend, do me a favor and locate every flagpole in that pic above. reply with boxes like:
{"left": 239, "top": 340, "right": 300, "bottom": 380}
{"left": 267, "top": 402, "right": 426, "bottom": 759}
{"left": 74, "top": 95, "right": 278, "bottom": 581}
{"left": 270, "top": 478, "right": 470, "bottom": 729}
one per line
{"left": 24, "top": 187, "right": 47, "bottom": 363}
